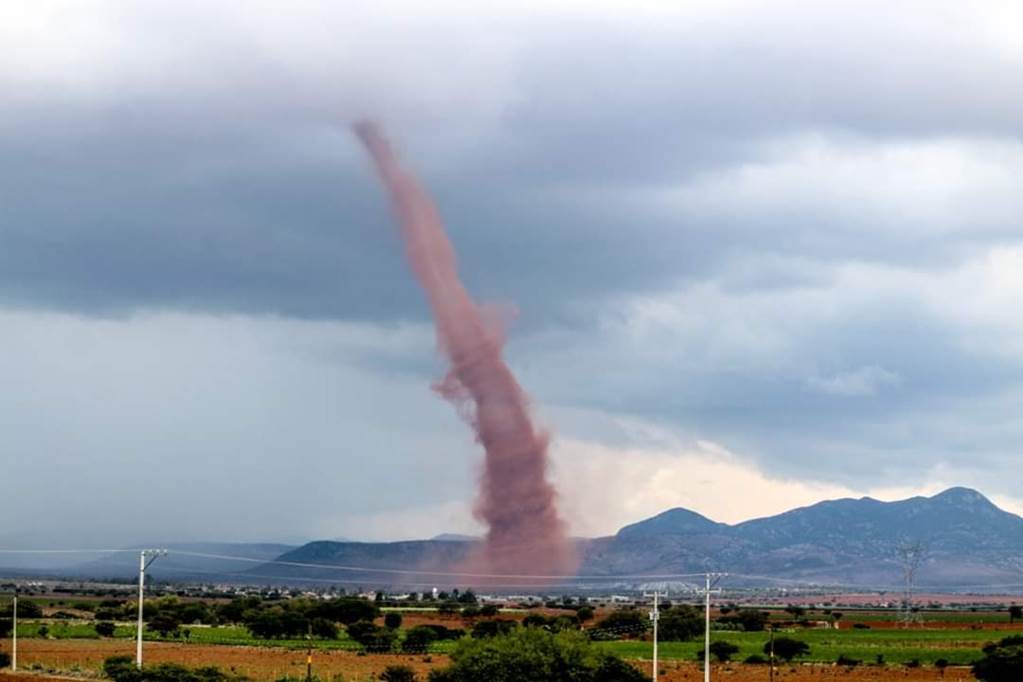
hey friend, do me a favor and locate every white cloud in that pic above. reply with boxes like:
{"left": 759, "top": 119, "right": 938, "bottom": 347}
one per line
{"left": 806, "top": 366, "right": 903, "bottom": 397}
{"left": 549, "top": 429, "right": 1023, "bottom": 537}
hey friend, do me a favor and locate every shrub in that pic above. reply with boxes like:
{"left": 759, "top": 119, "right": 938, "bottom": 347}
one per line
{"left": 836, "top": 654, "right": 860, "bottom": 667}
{"left": 0, "top": 652, "right": 10, "bottom": 669}
{"left": 521, "top": 614, "right": 550, "bottom": 629}
{"left": 709, "top": 641, "right": 739, "bottom": 662}
{"left": 765, "top": 637, "right": 810, "bottom": 662}
{"left": 594, "top": 609, "right": 646, "bottom": 638}
{"left": 479, "top": 605, "right": 499, "bottom": 617}
{"left": 310, "top": 618, "right": 339, "bottom": 640}
{"left": 743, "top": 654, "right": 767, "bottom": 664}
{"left": 471, "top": 619, "right": 517, "bottom": 639}
{"left": 96, "top": 621, "right": 117, "bottom": 637}
{"left": 347, "top": 620, "right": 397, "bottom": 652}
{"left": 103, "top": 655, "right": 138, "bottom": 682}
{"left": 659, "top": 606, "right": 702, "bottom": 641}
{"left": 384, "top": 612, "right": 403, "bottom": 630}
{"left": 973, "top": 636, "right": 1023, "bottom": 682}
{"left": 426, "top": 628, "right": 646, "bottom": 682}
{"left": 402, "top": 626, "right": 438, "bottom": 653}
{"left": 380, "top": 665, "right": 417, "bottom": 682}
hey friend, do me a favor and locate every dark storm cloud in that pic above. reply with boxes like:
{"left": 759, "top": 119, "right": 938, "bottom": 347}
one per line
{"left": 2, "top": 1, "right": 1023, "bottom": 544}
{"left": 1, "top": 1, "right": 1020, "bottom": 323}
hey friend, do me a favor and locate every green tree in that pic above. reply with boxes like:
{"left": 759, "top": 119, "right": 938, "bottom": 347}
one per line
{"left": 384, "top": 612, "right": 403, "bottom": 630}
{"left": 96, "top": 621, "right": 117, "bottom": 637}
{"left": 479, "top": 604, "right": 500, "bottom": 617}
{"left": 310, "top": 618, "right": 338, "bottom": 640}
{"left": 471, "top": 619, "right": 517, "bottom": 639}
{"left": 402, "top": 626, "right": 438, "bottom": 653}
{"left": 576, "top": 606, "right": 594, "bottom": 623}
{"left": 765, "top": 637, "right": 810, "bottom": 662}
{"left": 312, "top": 598, "right": 379, "bottom": 625}
{"left": 659, "top": 606, "right": 702, "bottom": 641}
{"left": 426, "top": 628, "right": 646, "bottom": 682}
{"left": 347, "top": 620, "right": 397, "bottom": 652}
{"left": 735, "top": 609, "right": 768, "bottom": 632}
{"left": 0, "top": 652, "right": 10, "bottom": 669}
{"left": 148, "top": 613, "right": 182, "bottom": 638}
{"left": 593, "top": 609, "right": 646, "bottom": 637}
{"left": 0, "top": 618, "right": 10, "bottom": 638}
{"left": 708, "top": 641, "right": 739, "bottom": 662}
{"left": 1009, "top": 606, "right": 1022, "bottom": 625}
{"left": 973, "top": 635, "right": 1023, "bottom": 682}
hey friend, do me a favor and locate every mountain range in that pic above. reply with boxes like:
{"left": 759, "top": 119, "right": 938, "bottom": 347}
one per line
{"left": 6, "top": 488, "right": 1022, "bottom": 591}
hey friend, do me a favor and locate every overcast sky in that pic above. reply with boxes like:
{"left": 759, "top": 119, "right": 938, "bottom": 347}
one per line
{"left": 2, "top": 1, "right": 1022, "bottom": 550}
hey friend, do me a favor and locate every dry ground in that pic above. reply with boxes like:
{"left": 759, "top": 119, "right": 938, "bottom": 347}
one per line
{"left": 2, "top": 639, "right": 980, "bottom": 681}
{"left": 3, "top": 640, "right": 444, "bottom": 682}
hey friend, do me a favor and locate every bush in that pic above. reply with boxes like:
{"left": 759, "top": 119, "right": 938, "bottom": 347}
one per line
{"left": 0, "top": 652, "right": 10, "bottom": 669}
{"left": 479, "top": 605, "right": 500, "bottom": 617}
{"left": 384, "top": 612, "right": 403, "bottom": 630}
{"left": 708, "top": 641, "right": 740, "bottom": 662}
{"left": 426, "top": 628, "right": 646, "bottom": 682}
{"left": 593, "top": 609, "right": 646, "bottom": 638}
{"left": 471, "top": 619, "right": 517, "bottom": 639}
{"left": 347, "top": 620, "right": 397, "bottom": 652}
{"left": 310, "top": 618, "right": 338, "bottom": 640}
{"left": 104, "top": 655, "right": 138, "bottom": 682}
{"left": 380, "top": 665, "right": 417, "bottom": 682}
{"left": 402, "top": 626, "right": 439, "bottom": 653}
{"left": 522, "top": 614, "right": 550, "bottom": 629}
{"left": 659, "top": 606, "right": 702, "bottom": 642}
{"left": 743, "top": 654, "right": 767, "bottom": 665}
{"left": 0, "top": 618, "right": 11, "bottom": 638}
{"left": 576, "top": 606, "right": 594, "bottom": 622}
{"left": 765, "top": 637, "right": 810, "bottom": 662}
{"left": 96, "top": 621, "right": 117, "bottom": 637}
{"left": 836, "top": 654, "right": 860, "bottom": 667}
{"left": 973, "top": 636, "right": 1023, "bottom": 682}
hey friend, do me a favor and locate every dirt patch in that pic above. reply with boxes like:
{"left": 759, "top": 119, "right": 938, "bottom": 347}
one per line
{"left": 7, "top": 639, "right": 445, "bottom": 682}
{"left": 653, "top": 661, "right": 977, "bottom": 681}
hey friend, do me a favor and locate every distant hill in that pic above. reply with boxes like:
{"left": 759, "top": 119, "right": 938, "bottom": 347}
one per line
{"left": 66, "top": 542, "right": 297, "bottom": 581}
{"left": 7, "top": 488, "right": 1022, "bottom": 591}
{"left": 251, "top": 488, "right": 1023, "bottom": 590}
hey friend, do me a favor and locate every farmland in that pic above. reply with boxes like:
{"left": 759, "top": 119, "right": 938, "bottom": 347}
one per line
{"left": 3, "top": 596, "right": 1022, "bottom": 681}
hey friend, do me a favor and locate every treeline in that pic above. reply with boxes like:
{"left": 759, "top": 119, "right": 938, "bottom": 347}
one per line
{"left": 591, "top": 605, "right": 770, "bottom": 641}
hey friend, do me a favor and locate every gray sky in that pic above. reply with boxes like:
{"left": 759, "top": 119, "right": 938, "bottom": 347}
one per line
{"left": 2, "top": 0, "right": 1022, "bottom": 549}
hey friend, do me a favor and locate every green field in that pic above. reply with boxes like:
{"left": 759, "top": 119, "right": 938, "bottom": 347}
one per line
{"left": 13, "top": 619, "right": 1014, "bottom": 665}
{"left": 600, "top": 627, "right": 1016, "bottom": 666}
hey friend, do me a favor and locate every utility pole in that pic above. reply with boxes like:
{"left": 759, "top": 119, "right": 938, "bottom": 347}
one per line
{"left": 305, "top": 622, "right": 313, "bottom": 682}
{"left": 643, "top": 590, "right": 666, "bottom": 682}
{"left": 699, "top": 573, "right": 725, "bottom": 682}
{"left": 136, "top": 549, "right": 168, "bottom": 669}
{"left": 11, "top": 590, "right": 16, "bottom": 672}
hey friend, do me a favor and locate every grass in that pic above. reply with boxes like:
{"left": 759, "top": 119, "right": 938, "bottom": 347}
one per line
{"left": 599, "top": 627, "right": 1017, "bottom": 665}
{"left": 13, "top": 618, "right": 1016, "bottom": 665}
